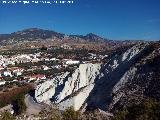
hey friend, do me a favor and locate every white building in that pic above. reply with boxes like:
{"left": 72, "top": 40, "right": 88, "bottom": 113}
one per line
{"left": 65, "top": 60, "right": 80, "bottom": 65}
{"left": 2, "top": 70, "right": 12, "bottom": 77}
{"left": 0, "top": 81, "right": 6, "bottom": 86}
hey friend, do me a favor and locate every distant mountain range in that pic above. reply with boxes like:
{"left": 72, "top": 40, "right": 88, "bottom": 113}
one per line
{"left": 0, "top": 28, "right": 143, "bottom": 50}
{"left": 0, "top": 28, "right": 106, "bottom": 44}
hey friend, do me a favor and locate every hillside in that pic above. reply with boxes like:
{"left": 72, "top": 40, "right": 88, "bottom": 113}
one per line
{"left": 0, "top": 28, "right": 137, "bottom": 50}
{"left": 35, "top": 41, "right": 160, "bottom": 114}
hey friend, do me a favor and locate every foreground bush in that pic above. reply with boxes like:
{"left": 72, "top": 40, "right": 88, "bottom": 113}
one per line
{"left": 114, "top": 99, "right": 160, "bottom": 120}
{"left": 37, "top": 106, "right": 80, "bottom": 120}
{"left": 79, "top": 109, "right": 112, "bottom": 120}
{"left": 39, "top": 107, "right": 62, "bottom": 120}
{"left": 0, "top": 111, "right": 15, "bottom": 120}
{"left": 62, "top": 107, "right": 80, "bottom": 120}
{"left": 12, "top": 93, "right": 27, "bottom": 115}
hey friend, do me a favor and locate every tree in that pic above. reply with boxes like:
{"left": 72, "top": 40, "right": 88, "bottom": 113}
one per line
{"left": 41, "top": 45, "right": 47, "bottom": 51}
{"left": 12, "top": 94, "right": 27, "bottom": 115}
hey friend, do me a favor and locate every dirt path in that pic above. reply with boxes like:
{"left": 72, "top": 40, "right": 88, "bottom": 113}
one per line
{"left": 25, "top": 94, "right": 44, "bottom": 115}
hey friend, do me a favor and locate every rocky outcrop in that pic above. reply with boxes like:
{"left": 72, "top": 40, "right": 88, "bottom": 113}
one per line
{"left": 83, "top": 43, "right": 148, "bottom": 111}
{"left": 35, "top": 72, "right": 70, "bottom": 103}
{"left": 109, "top": 42, "right": 160, "bottom": 111}
{"left": 35, "top": 63, "right": 101, "bottom": 110}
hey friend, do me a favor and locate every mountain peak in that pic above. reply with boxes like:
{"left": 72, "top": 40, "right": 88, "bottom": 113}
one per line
{"left": 22, "top": 28, "right": 42, "bottom": 31}
{"left": 20, "top": 28, "right": 55, "bottom": 33}
{"left": 2, "top": 28, "right": 65, "bottom": 43}
{"left": 86, "top": 33, "right": 99, "bottom": 37}
{"left": 0, "top": 28, "right": 113, "bottom": 46}
{"left": 84, "top": 33, "right": 105, "bottom": 42}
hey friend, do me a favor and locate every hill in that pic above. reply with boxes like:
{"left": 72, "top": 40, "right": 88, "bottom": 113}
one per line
{"left": 0, "top": 28, "right": 138, "bottom": 51}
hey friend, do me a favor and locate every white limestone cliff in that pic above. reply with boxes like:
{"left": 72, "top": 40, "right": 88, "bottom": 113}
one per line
{"left": 35, "top": 72, "right": 69, "bottom": 103}
{"left": 35, "top": 63, "right": 101, "bottom": 108}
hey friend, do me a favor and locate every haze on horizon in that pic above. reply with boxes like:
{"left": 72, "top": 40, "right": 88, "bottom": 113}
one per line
{"left": 0, "top": 0, "right": 160, "bottom": 41}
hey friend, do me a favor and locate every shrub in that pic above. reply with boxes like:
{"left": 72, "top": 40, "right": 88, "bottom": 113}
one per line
{"left": 0, "top": 111, "right": 15, "bottom": 120}
{"left": 114, "top": 108, "right": 128, "bottom": 120}
{"left": 12, "top": 94, "right": 27, "bottom": 115}
{"left": 38, "top": 107, "right": 62, "bottom": 120}
{"left": 62, "top": 107, "right": 79, "bottom": 120}
{"left": 114, "top": 99, "right": 160, "bottom": 120}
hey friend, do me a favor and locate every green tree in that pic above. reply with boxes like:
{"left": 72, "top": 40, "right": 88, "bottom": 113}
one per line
{"left": 12, "top": 94, "right": 27, "bottom": 115}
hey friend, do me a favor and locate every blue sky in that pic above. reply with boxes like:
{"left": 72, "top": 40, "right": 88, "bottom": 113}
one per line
{"left": 0, "top": 0, "right": 160, "bottom": 40}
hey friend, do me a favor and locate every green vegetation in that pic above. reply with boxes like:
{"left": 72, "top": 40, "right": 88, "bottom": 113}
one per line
{"left": 114, "top": 99, "right": 160, "bottom": 120}
{"left": 12, "top": 93, "right": 27, "bottom": 115}
{"left": 39, "top": 107, "right": 62, "bottom": 120}
{"left": 0, "top": 84, "right": 33, "bottom": 108}
{"left": 0, "top": 47, "right": 107, "bottom": 61}
{"left": 12, "top": 60, "right": 59, "bottom": 69}
{"left": 0, "top": 111, "right": 15, "bottom": 120}
{"left": 39, "top": 107, "right": 80, "bottom": 120}
{"left": 3, "top": 76, "right": 15, "bottom": 81}
{"left": 62, "top": 107, "right": 80, "bottom": 120}
{"left": 0, "top": 48, "right": 39, "bottom": 56}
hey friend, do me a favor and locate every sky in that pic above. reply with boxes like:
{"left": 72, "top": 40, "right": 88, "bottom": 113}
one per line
{"left": 0, "top": 0, "right": 160, "bottom": 40}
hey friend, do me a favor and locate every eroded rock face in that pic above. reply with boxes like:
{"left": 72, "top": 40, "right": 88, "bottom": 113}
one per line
{"left": 35, "top": 42, "right": 160, "bottom": 112}
{"left": 35, "top": 72, "right": 70, "bottom": 103}
{"left": 35, "top": 63, "right": 101, "bottom": 110}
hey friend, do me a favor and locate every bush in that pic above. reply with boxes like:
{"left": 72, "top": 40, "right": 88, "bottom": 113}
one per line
{"left": 39, "top": 107, "right": 62, "bottom": 120}
{"left": 62, "top": 107, "right": 79, "bottom": 120}
{"left": 0, "top": 111, "right": 15, "bottom": 120}
{"left": 114, "top": 99, "right": 160, "bottom": 120}
{"left": 12, "top": 94, "right": 27, "bottom": 115}
{"left": 114, "top": 108, "right": 128, "bottom": 120}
